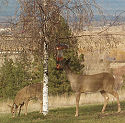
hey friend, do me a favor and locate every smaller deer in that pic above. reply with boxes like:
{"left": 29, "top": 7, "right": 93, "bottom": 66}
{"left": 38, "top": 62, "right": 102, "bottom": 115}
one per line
{"left": 8, "top": 83, "right": 43, "bottom": 117}
{"left": 64, "top": 59, "right": 121, "bottom": 117}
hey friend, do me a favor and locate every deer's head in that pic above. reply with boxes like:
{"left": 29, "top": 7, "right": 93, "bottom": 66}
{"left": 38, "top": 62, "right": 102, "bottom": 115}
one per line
{"left": 8, "top": 103, "right": 18, "bottom": 117}
{"left": 63, "top": 58, "right": 72, "bottom": 72}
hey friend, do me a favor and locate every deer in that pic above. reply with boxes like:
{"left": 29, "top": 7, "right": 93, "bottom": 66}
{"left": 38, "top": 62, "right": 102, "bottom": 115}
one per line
{"left": 8, "top": 83, "right": 43, "bottom": 117}
{"left": 63, "top": 59, "right": 121, "bottom": 117}
{"left": 111, "top": 66, "right": 125, "bottom": 90}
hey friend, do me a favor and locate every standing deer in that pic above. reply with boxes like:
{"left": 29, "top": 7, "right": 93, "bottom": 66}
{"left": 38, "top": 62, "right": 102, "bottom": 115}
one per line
{"left": 9, "top": 83, "right": 43, "bottom": 117}
{"left": 64, "top": 60, "right": 121, "bottom": 117}
{"left": 111, "top": 66, "right": 125, "bottom": 90}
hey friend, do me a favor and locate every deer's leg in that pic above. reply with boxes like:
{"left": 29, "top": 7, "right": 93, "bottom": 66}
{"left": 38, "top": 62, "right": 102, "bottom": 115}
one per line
{"left": 75, "top": 92, "right": 81, "bottom": 117}
{"left": 18, "top": 103, "right": 24, "bottom": 116}
{"left": 18, "top": 105, "right": 22, "bottom": 116}
{"left": 100, "top": 91, "right": 109, "bottom": 113}
{"left": 110, "top": 90, "right": 121, "bottom": 113}
{"left": 39, "top": 98, "right": 43, "bottom": 113}
{"left": 25, "top": 101, "right": 29, "bottom": 115}
{"left": 39, "top": 102, "right": 43, "bottom": 113}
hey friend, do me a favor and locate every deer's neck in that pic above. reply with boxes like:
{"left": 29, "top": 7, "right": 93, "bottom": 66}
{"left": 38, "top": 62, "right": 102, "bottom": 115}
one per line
{"left": 65, "top": 65, "right": 72, "bottom": 76}
{"left": 65, "top": 68, "right": 78, "bottom": 83}
{"left": 67, "top": 72, "right": 76, "bottom": 82}
{"left": 64, "top": 65, "right": 79, "bottom": 84}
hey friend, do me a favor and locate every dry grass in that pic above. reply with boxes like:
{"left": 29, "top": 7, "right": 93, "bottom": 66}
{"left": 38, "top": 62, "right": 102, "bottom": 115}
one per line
{"left": 1, "top": 89, "right": 125, "bottom": 114}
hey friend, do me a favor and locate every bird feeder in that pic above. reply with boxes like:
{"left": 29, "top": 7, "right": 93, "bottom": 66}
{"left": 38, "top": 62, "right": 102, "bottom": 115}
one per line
{"left": 56, "top": 44, "right": 68, "bottom": 70}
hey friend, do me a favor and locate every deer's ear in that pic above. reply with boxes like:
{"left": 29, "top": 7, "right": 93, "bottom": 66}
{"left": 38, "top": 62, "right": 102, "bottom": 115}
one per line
{"left": 8, "top": 104, "right": 12, "bottom": 108}
{"left": 67, "top": 58, "right": 71, "bottom": 62}
{"left": 65, "top": 58, "right": 71, "bottom": 65}
{"left": 14, "top": 104, "right": 17, "bottom": 109}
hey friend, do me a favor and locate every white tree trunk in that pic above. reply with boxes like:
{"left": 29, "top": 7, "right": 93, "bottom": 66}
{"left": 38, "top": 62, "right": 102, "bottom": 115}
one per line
{"left": 42, "top": 0, "right": 49, "bottom": 116}
{"left": 42, "top": 40, "right": 48, "bottom": 115}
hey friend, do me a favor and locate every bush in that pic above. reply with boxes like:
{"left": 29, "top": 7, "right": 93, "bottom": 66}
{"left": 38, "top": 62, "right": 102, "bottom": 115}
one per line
{"left": 48, "top": 55, "right": 72, "bottom": 95}
{"left": 0, "top": 58, "right": 31, "bottom": 99}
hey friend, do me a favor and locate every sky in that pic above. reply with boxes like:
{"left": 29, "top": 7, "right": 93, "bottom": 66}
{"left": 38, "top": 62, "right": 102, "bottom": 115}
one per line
{"left": 0, "top": 0, "right": 125, "bottom": 17}
{"left": 97, "top": 0, "right": 125, "bottom": 15}
{"left": 0, "top": 0, "right": 19, "bottom": 16}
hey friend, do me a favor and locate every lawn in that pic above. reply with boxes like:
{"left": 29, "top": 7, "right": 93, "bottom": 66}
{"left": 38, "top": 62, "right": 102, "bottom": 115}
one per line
{"left": 1, "top": 102, "right": 125, "bottom": 123}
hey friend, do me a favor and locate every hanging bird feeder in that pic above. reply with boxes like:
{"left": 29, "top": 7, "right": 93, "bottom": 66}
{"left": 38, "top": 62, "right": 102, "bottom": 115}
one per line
{"left": 56, "top": 44, "right": 68, "bottom": 70}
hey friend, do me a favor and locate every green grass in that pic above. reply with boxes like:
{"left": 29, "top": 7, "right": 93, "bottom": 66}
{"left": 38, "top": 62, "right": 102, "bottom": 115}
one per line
{"left": 1, "top": 101, "right": 125, "bottom": 123}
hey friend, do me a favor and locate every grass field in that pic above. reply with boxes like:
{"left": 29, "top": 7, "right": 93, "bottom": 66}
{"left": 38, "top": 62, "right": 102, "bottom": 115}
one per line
{"left": 1, "top": 101, "right": 125, "bottom": 123}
